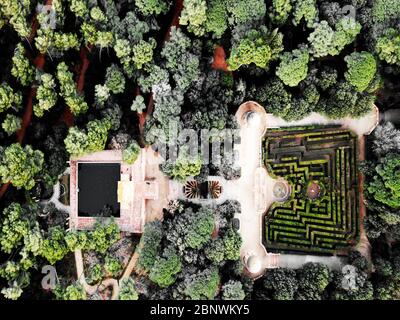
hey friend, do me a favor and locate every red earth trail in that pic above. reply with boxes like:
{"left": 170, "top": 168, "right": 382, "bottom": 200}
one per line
{"left": 211, "top": 45, "right": 229, "bottom": 72}
{"left": 143, "top": 0, "right": 184, "bottom": 122}
{"left": 0, "top": 0, "right": 53, "bottom": 200}
{"left": 59, "top": 44, "right": 93, "bottom": 128}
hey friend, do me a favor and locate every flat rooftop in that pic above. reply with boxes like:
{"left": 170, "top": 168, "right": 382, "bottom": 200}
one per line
{"left": 77, "top": 163, "right": 121, "bottom": 217}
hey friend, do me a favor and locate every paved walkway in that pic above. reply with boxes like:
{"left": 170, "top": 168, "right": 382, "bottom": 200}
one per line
{"left": 277, "top": 254, "right": 345, "bottom": 270}
{"left": 265, "top": 105, "right": 379, "bottom": 136}
{"left": 144, "top": 147, "right": 170, "bottom": 223}
{"left": 75, "top": 249, "right": 120, "bottom": 300}
{"left": 40, "top": 168, "right": 71, "bottom": 216}
{"left": 233, "top": 104, "right": 274, "bottom": 276}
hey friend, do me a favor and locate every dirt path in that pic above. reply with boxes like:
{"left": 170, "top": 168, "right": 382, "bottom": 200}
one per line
{"left": 75, "top": 245, "right": 141, "bottom": 300}
{"left": 76, "top": 46, "right": 92, "bottom": 92}
{"left": 74, "top": 249, "right": 120, "bottom": 300}
{"left": 141, "top": 0, "right": 184, "bottom": 133}
{"left": 17, "top": 0, "right": 54, "bottom": 143}
{"left": 59, "top": 45, "right": 93, "bottom": 127}
{"left": 211, "top": 46, "right": 229, "bottom": 72}
{"left": 164, "top": 0, "right": 184, "bottom": 42}
{"left": 355, "top": 136, "right": 372, "bottom": 261}
{"left": 0, "top": 183, "right": 10, "bottom": 199}
{"left": 121, "top": 251, "right": 139, "bottom": 280}
{"left": 0, "top": 1, "right": 52, "bottom": 201}
{"left": 144, "top": 147, "right": 170, "bottom": 222}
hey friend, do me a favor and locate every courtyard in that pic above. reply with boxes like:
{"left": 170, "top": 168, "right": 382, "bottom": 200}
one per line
{"left": 234, "top": 101, "right": 379, "bottom": 277}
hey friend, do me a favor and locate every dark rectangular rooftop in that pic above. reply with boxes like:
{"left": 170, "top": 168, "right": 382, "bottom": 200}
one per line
{"left": 77, "top": 163, "right": 120, "bottom": 217}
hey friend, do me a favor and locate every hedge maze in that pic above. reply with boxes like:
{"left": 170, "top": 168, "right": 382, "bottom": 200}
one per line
{"left": 264, "top": 127, "right": 360, "bottom": 254}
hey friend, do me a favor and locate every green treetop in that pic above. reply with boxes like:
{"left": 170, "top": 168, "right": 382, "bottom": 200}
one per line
{"left": 292, "top": 0, "right": 318, "bottom": 28}
{"left": 183, "top": 267, "right": 220, "bottom": 300}
{"left": 269, "top": 0, "right": 292, "bottom": 25}
{"left": 11, "top": 43, "right": 35, "bottom": 86}
{"left": 263, "top": 268, "right": 298, "bottom": 300}
{"left": 68, "top": 0, "right": 89, "bottom": 18}
{"left": 0, "top": 83, "right": 22, "bottom": 114}
{"left": 184, "top": 207, "right": 214, "bottom": 250}
{"left": 64, "top": 119, "right": 112, "bottom": 157}
{"left": 222, "top": 227, "right": 242, "bottom": 260}
{"left": 40, "top": 226, "right": 70, "bottom": 265}
{"left": 132, "top": 39, "right": 156, "bottom": 70}
{"left": 276, "top": 48, "right": 310, "bottom": 87}
{"left": 0, "top": 0, "right": 30, "bottom": 38}
{"left": 205, "top": 0, "right": 229, "bottom": 38}
{"left": 123, "top": 141, "right": 141, "bottom": 165}
{"left": 375, "top": 28, "right": 400, "bottom": 66}
{"left": 135, "top": 0, "right": 169, "bottom": 16}
{"left": 2, "top": 114, "right": 21, "bottom": 135}
{"left": 86, "top": 264, "right": 102, "bottom": 285}
{"left": 86, "top": 219, "right": 120, "bottom": 254}
{"left": 0, "top": 261, "right": 21, "bottom": 282}
{"left": 372, "top": 0, "right": 400, "bottom": 23}
{"left": 222, "top": 280, "right": 246, "bottom": 300}
{"left": 90, "top": 6, "right": 107, "bottom": 22}
{"left": 54, "top": 282, "right": 86, "bottom": 300}
{"left": 296, "top": 262, "right": 330, "bottom": 299}
{"left": 0, "top": 143, "right": 44, "bottom": 190}
{"left": 256, "top": 77, "right": 292, "bottom": 118}
{"left": 180, "top": 0, "right": 207, "bottom": 36}
{"left": 1, "top": 283, "right": 23, "bottom": 300}
{"left": 226, "top": 0, "right": 266, "bottom": 25}
{"left": 136, "top": 220, "right": 163, "bottom": 273}
{"left": 104, "top": 255, "right": 122, "bottom": 277}
{"left": 35, "top": 10, "right": 79, "bottom": 54}
{"left": 0, "top": 203, "right": 30, "bottom": 254}
{"left": 227, "top": 27, "right": 283, "bottom": 70}
{"left": 34, "top": 73, "right": 58, "bottom": 117}
{"left": 308, "top": 18, "right": 361, "bottom": 58}
{"left": 105, "top": 64, "right": 125, "bottom": 94}
{"left": 149, "top": 248, "right": 182, "bottom": 288}
{"left": 161, "top": 155, "right": 203, "bottom": 182}
{"left": 131, "top": 95, "right": 146, "bottom": 113}
{"left": 118, "top": 277, "right": 139, "bottom": 300}
{"left": 204, "top": 238, "right": 225, "bottom": 263}
{"left": 56, "top": 62, "right": 88, "bottom": 115}
{"left": 367, "top": 153, "right": 400, "bottom": 210}
{"left": 344, "top": 51, "right": 377, "bottom": 92}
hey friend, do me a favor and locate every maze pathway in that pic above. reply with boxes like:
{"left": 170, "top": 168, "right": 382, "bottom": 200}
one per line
{"left": 264, "top": 127, "right": 360, "bottom": 254}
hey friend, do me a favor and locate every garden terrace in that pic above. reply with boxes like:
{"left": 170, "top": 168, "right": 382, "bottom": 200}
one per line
{"left": 263, "top": 127, "right": 360, "bottom": 254}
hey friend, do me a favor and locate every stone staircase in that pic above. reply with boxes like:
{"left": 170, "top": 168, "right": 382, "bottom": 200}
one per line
{"left": 265, "top": 253, "right": 280, "bottom": 269}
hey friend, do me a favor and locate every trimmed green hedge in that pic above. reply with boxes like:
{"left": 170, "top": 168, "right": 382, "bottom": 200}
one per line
{"left": 263, "top": 127, "right": 360, "bottom": 254}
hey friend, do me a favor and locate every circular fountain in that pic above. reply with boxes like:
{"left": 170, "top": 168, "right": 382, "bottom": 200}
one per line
{"left": 245, "top": 254, "right": 263, "bottom": 274}
{"left": 272, "top": 180, "right": 291, "bottom": 202}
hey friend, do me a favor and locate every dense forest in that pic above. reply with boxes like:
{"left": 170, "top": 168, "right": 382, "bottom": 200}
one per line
{"left": 0, "top": 0, "right": 399, "bottom": 300}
